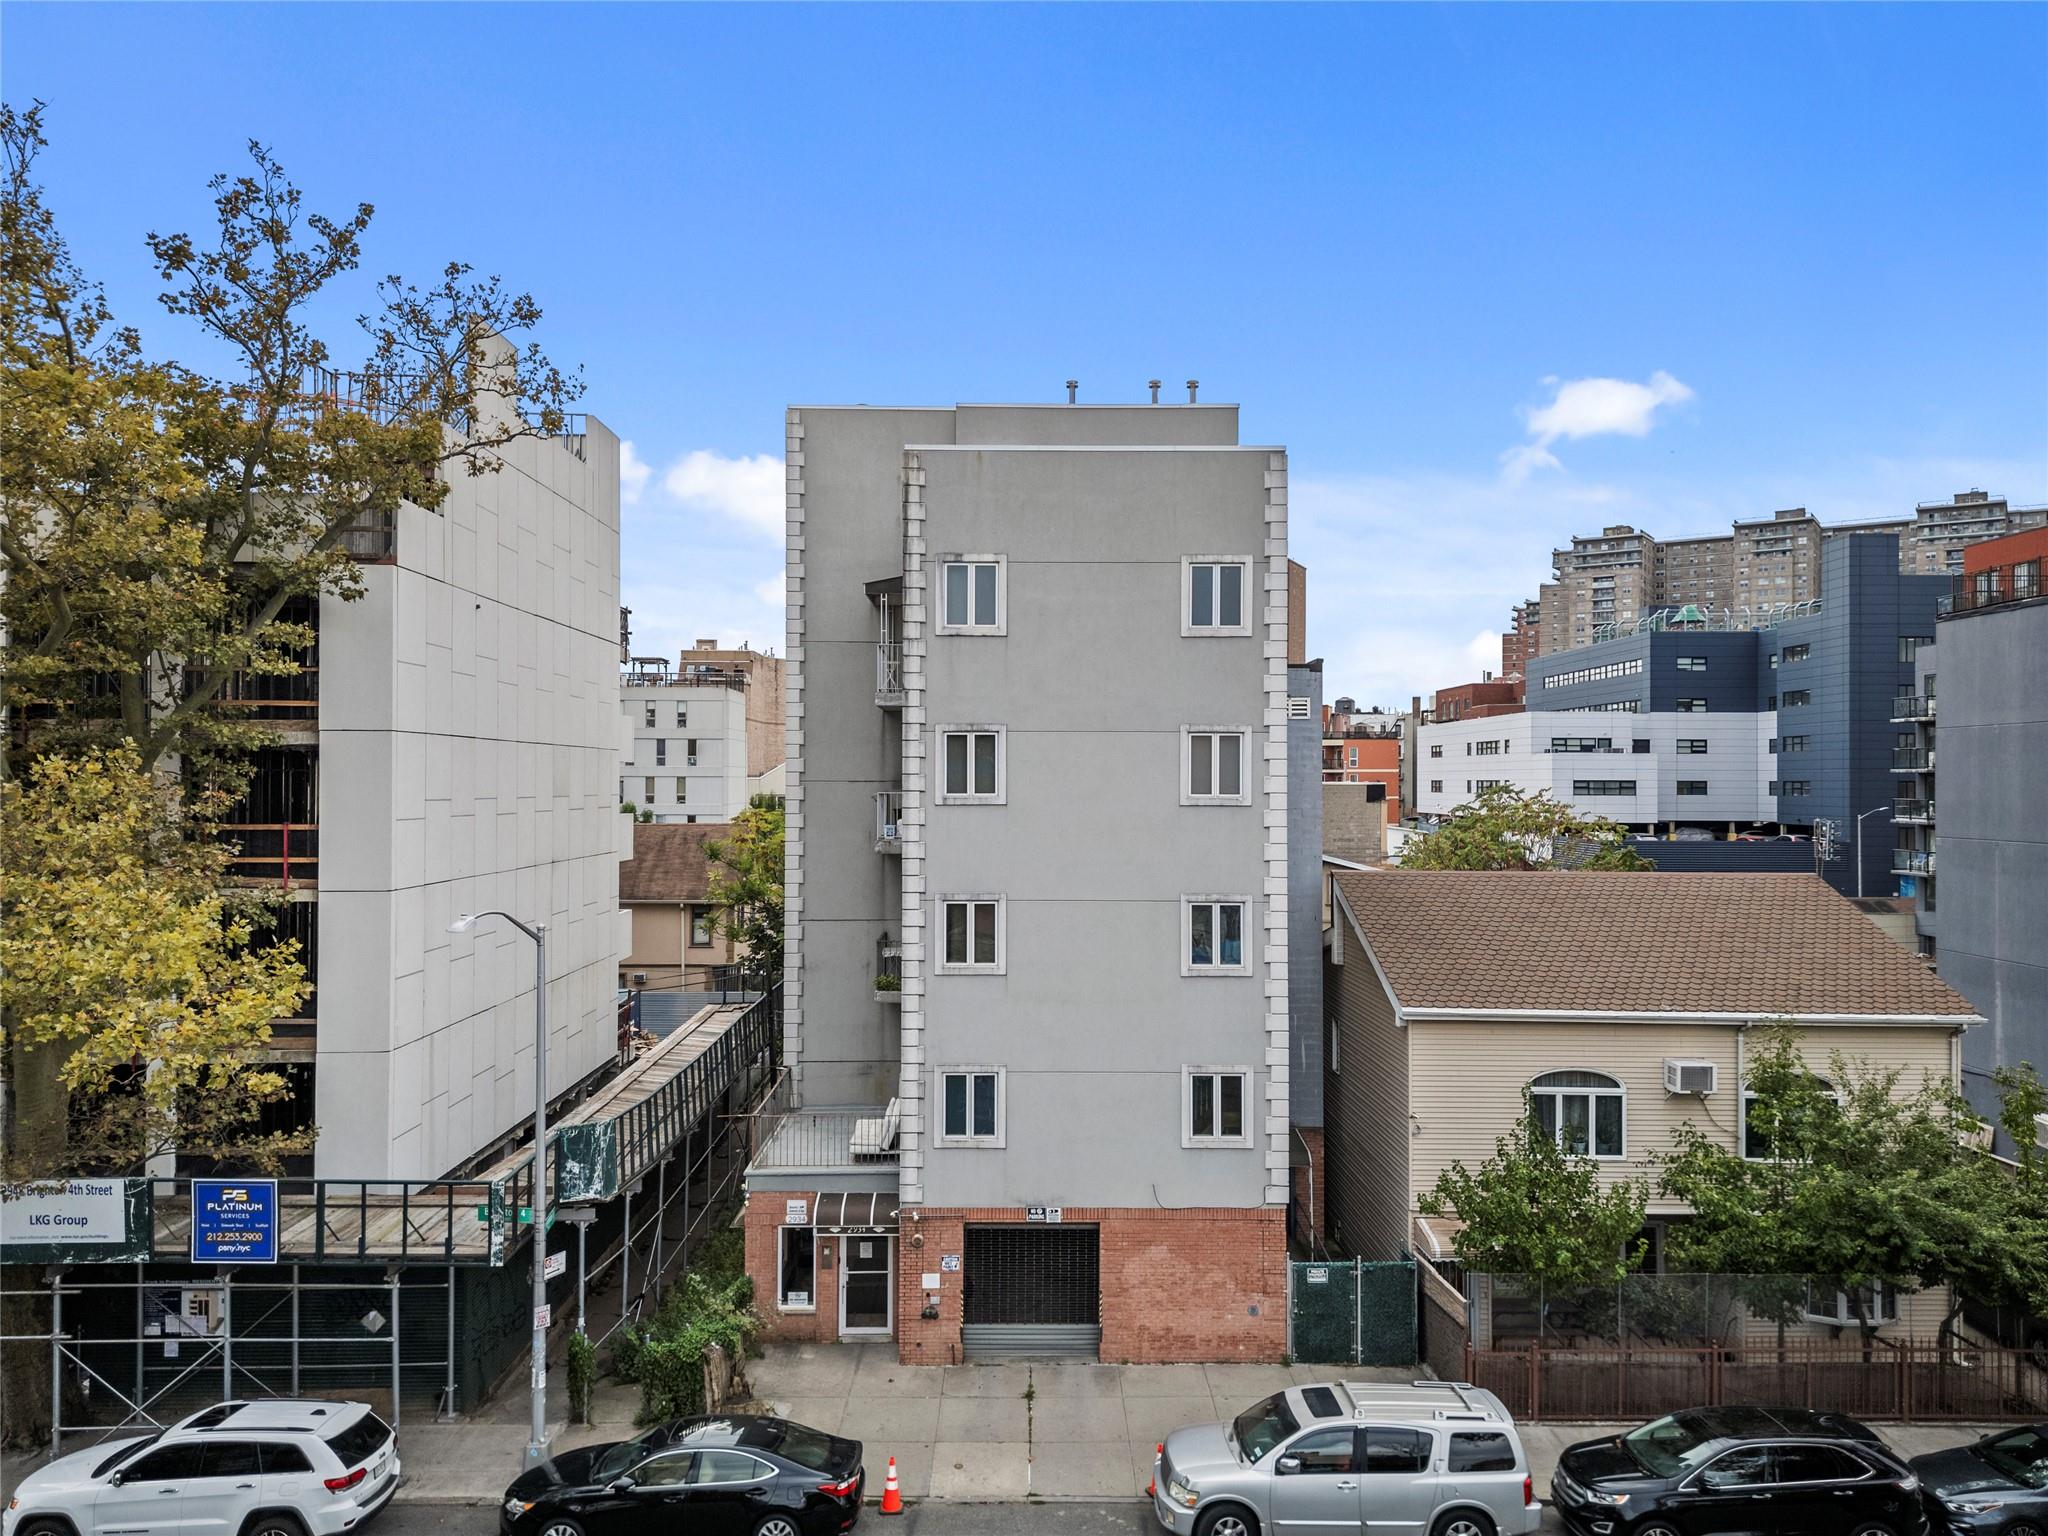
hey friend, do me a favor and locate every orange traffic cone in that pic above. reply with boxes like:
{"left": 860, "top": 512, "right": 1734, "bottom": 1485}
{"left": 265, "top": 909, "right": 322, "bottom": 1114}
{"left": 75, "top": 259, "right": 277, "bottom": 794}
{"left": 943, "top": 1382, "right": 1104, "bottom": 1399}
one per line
{"left": 878, "top": 1456, "right": 903, "bottom": 1516}
{"left": 1148, "top": 1442, "right": 1162, "bottom": 1498}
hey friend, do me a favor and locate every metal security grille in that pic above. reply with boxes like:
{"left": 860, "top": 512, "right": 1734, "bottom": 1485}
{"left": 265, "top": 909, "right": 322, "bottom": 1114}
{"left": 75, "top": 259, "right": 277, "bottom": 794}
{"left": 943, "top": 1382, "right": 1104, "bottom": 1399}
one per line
{"left": 1289, "top": 1259, "right": 1418, "bottom": 1366}
{"left": 963, "top": 1226, "right": 1098, "bottom": 1325}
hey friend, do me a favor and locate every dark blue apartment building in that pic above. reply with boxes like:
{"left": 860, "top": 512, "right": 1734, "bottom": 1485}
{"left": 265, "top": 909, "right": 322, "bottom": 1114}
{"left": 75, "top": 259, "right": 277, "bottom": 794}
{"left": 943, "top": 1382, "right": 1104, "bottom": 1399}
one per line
{"left": 1527, "top": 534, "right": 1945, "bottom": 898}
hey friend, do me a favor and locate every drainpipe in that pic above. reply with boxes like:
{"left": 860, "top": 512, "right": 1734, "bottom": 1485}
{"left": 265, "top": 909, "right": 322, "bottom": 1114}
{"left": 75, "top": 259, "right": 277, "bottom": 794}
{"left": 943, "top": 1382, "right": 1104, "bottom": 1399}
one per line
{"left": 1735, "top": 1022, "right": 1749, "bottom": 1152}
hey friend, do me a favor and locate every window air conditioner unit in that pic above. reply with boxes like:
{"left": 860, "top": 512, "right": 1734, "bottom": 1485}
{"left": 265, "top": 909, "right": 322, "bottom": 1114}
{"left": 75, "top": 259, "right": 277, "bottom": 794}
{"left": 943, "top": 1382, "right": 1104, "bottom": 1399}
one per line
{"left": 1664, "top": 1059, "right": 1717, "bottom": 1096}
{"left": 631, "top": 972, "right": 647, "bottom": 987}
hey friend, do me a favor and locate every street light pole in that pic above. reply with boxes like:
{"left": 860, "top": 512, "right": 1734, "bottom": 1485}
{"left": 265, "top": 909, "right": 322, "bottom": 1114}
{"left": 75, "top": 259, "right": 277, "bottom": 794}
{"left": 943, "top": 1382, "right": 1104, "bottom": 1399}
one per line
{"left": 1852, "top": 804, "right": 1890, "bottom": 901}
{"left": 450, "top": 909, "right": 550, "bottom": 1465}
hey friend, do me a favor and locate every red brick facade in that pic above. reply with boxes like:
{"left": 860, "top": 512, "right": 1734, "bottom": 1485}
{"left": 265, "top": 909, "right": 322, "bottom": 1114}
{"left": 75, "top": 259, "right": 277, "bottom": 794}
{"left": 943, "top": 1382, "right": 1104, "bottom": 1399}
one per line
{"left": 747, "top": 1197, "right": 1289, "bottom": 1364}
{"left": 898, "top": 1206, "right": 1287, "bottom": 1366}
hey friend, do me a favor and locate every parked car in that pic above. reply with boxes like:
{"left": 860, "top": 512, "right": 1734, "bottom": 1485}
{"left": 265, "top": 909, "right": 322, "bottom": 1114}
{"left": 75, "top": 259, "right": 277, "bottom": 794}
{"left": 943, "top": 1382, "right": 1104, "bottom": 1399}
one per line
{"left": 500, "top": 1414, "right": 862, "bottom": 1536}
{"left": 2, "top": 1399, "right": 398, "bottom": 1536}
{"left": 1551, "top": 1405, "right": 1926, "bottom": 1536}
{"left": 1152, "top": 1379, "right": 1541, "bottom": 1536}
{"left": 1910, "top": 1423, "right": 2048, "bottom": 1536}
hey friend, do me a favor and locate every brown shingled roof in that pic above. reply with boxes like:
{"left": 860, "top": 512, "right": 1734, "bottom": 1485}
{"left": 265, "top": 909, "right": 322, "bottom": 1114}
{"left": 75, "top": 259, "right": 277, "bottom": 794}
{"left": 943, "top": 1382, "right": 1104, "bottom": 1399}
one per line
{"left": 619, "top": 821, "right": 726, "bottom": 905}
{"left": 1333, "top": 871, "right": 1979, "bottom": 1019}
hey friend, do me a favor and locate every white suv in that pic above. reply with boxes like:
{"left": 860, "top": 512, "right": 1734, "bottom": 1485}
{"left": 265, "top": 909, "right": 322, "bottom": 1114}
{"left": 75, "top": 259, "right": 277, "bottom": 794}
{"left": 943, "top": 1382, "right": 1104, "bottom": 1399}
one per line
{"left": 4, "top": 1400, "right": 400, "bottom": 1536}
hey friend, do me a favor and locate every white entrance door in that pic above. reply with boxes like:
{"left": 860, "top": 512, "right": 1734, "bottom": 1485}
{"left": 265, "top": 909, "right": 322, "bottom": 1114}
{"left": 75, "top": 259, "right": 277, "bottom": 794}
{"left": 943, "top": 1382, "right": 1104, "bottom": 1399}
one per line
{"left": 838, "top": 1234, "right": 892, "bottom": 1337}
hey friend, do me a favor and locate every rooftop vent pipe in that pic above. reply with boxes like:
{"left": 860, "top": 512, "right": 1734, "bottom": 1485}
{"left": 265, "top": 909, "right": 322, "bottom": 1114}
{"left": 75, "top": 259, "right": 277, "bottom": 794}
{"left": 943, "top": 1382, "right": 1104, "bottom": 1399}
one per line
{"left": 1148, "top": 379, "right": 1162, "bottom": 404}
{"left": 1186, "top": 379, "right": 1200, "bottom": 403}
{"left": 1066, "top": 379, "right": 1078, "bottom": 404}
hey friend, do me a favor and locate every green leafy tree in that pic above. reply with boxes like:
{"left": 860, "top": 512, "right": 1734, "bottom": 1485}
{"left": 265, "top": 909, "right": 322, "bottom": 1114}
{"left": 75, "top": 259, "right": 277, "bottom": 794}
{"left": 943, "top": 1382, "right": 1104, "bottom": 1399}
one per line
{"left": 1660, "top": 1027, "right": 2047, "bottom": 1343}
{"left": 1400, "top": 785, "right": 1654, "bottom": 871}
{"left": 706, "top": 795, "right": 785, "bottom": 991}
{"left": 1419, "top": 1091, "right": 1649, "bottom": 1338}
{"left": 0, "top": 746, "right": 312, "bottom": 1179}
{"left": 3, "top": 103, "right": 580, "bottom": 776}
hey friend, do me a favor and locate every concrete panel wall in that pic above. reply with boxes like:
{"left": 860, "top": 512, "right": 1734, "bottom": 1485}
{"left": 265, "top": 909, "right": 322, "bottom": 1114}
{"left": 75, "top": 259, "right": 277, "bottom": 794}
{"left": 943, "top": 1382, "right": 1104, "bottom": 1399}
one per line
{"left": 316, "top": 419, "right": 622, "bottom": 1179}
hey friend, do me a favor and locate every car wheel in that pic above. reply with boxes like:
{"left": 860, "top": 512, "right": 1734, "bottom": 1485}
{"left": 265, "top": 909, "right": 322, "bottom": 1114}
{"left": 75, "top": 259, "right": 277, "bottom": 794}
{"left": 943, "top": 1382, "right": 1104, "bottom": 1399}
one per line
{"left": 243, "top": 1517, "right": 307, "bottom": 1536}
{"left": 534, "top": 1519, "right": 584, "bottom": 1536}
{"left": 1431, "top": 1512, "right": 1495, "bottom": 1536}
{"left": 1846, "top": 1525, "right": 1898, "bottom": 1536}
{"left": 19, "top": 1520, "right": 75, "bottom": 1536}
{"left": 1195, "top": 1505, "right": 1259, "bottom": 1536}
{"left": 2004, "top": 1523, "right": 2048, "bottom": 1536}
{"left": 753, "top": 1517, "right": 804, "bottom": 1536}
{"left": 1632, "top": 1525, "right": 1682, "bottom": 1536}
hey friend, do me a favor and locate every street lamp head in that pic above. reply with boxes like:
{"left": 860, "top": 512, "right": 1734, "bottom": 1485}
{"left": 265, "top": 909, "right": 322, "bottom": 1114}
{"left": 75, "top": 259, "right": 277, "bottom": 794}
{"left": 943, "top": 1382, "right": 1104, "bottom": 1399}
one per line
{"left": 448, "top": 914, "right": 477, "bottom": 934}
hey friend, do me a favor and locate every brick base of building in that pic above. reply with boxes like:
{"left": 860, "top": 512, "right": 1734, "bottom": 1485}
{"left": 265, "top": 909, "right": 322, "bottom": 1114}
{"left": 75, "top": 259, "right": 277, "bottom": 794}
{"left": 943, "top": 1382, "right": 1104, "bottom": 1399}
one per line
{"left": 896, "top": 1206, "right": 1288, "bottom": 1367}
{"left": 743, "top": 1194, "right": 841, "bottom": 1344}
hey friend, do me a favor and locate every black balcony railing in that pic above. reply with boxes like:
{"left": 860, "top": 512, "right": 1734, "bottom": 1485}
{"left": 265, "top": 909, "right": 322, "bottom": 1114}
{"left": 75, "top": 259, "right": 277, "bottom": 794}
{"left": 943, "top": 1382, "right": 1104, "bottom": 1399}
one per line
{"left": 1946, "top": 560, "right": 2043, "bottom": 617}
{"left": 1892, "top": 746, "right": 1933, "bottom": 771}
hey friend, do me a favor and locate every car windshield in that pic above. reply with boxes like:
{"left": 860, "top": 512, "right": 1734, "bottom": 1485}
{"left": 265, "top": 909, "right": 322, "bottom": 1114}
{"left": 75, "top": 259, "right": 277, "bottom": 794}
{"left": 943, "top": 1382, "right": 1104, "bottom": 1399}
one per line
{"left": 593, "top": 1427, "right": 668, "bottom": 1482}
{"left": 1978, "top": 1428, "right": 2048, "bottom": 1490}
{"left": 1229, "top": 1394, "right": 1300, "bottom": 1465}
{"left": 93, "top": 1435, "right": 162, "bottom": 1478}
{"left": 1622, "top": 1413, "right": 1729, "bottom": 1479}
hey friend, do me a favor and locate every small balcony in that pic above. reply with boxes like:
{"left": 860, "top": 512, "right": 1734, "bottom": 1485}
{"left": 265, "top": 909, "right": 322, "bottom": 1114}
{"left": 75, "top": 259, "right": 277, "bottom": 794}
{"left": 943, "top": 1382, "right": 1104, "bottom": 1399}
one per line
{"left": 1892, "top": 746, "right": 1934, "bottom": 771}
{"left": 1891, "top": 694, "right": 1935, "bottom": 722}
{"left": 874, "top": 790, "right": 904, "bottom": 854}
{"left": 748, "top": 1104, "right": 901, "bottom": 1173}
{"left": 874, "top": 937, "right": 902, "bottom": 1004}
{"left": 1893, "top": 798, "right": 1934, "bottom": 825}
{"left": 876, "top": 641, "right": 906, "bottom": 708}
{"left": 1894, "top": 848, "right": 1937, "bottom": 877}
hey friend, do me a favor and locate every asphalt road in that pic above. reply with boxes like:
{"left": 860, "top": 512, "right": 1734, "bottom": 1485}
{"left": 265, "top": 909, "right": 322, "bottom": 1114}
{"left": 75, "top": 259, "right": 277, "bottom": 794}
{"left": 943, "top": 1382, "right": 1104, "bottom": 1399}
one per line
{"left": 381, "top": 1504, "right": 1165, "bottom": 1536}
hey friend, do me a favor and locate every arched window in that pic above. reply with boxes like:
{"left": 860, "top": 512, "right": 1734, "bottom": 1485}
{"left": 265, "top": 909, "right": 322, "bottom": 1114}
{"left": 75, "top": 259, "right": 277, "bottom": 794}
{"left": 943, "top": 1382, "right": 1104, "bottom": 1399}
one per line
{"left": 1529, "top": 1070, "right": 1626, "bottom": 1159}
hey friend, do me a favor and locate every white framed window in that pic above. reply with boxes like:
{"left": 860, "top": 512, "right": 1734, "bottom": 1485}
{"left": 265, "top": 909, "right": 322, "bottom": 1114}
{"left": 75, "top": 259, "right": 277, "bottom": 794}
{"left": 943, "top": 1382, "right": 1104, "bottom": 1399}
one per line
{"left": 1183, "top": 1067, "right": 1253, "bottom": 1148}
{"left": 936, "top": 895, "right": 1005, "bottom": 974}
{"left": 1744, "top": 1078, "right": 1839, "bottom": 1160}
{"left": 1183, "top": 896, "right": 1251, "bottom": 976}
{"left": 675, "top": 777, "right": 687, "bottom": 803}
{"left": 937, "top": 726, "right": 1006, "bottom": 804}
{"left": 778, "top": 1225, "right": 816, "bottom": 1311}
{"left": 1182, "top": 726, "right": 1251, "bottom": 805}
{"left": 642, "top": 776, "right": 655, "bottom": 801}
{"left": 1529, "top": 1070, "right": 1626, "bottom": 1159}
{"left": 1182, "top": 557, "right": 1253, "bottom": 636}
{"left": 937, "top": 556, "right": 1007, "bottom": 635}
{"left": 935, "top": 1066, "right": 1005, "bottom": 1146}
{"left": 643, "top": 703, "right": 656, "bottom": 728}
{"left": 675, "top": 702, "right": 688, "bottom": 728}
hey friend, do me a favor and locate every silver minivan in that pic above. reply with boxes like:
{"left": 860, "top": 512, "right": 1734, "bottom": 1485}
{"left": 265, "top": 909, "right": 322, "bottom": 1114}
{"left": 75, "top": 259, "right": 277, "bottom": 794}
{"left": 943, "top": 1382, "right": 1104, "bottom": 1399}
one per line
{"left": 1153, "top": 1379, "right": 1541, "bottom": 1536}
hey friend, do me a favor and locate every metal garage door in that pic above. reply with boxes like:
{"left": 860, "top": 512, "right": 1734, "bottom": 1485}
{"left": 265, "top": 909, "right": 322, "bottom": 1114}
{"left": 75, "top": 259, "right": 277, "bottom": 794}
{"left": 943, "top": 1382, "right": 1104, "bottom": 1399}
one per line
{"left": 960, "top": 1225, "right": 1100, "bottom": 1358}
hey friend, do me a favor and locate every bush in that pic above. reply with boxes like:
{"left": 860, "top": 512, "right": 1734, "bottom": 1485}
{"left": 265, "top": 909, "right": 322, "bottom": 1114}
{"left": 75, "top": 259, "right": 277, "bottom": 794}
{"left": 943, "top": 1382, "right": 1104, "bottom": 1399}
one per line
{"left": 614, "top": 1272, "right": 759, "bottom": 1422}
{"left": 566, "top": 1330, "right": 597, "bottom": 1424}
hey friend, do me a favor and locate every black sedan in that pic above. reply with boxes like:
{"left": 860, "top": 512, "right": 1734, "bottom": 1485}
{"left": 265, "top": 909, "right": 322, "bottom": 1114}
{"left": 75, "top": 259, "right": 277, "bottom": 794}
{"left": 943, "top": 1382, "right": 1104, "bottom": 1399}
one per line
{"left": 502, "top": 1414, "right": 863, "bottom": 1536}
{"left": 1551, "top": 1405, "right": 1928, "bottom": 1536}
{"left": 1911, "top": 1423, "right": 2048, "bottom": 1536}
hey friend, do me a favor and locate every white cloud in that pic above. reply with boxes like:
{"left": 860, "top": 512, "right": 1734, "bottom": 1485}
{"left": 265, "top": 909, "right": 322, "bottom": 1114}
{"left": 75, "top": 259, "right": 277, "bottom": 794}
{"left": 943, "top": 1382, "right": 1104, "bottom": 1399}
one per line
{"left": 1503, "top": 370, "right": 1694, "bottom": 481}
{"left": 754, "top": 576, "right": 785, "bottom": 608}
{"left": 618, "top": 439, "right": 652, "bottom": 505}
{"left": 661, "top": 450, "right": 784, "bottom": 539}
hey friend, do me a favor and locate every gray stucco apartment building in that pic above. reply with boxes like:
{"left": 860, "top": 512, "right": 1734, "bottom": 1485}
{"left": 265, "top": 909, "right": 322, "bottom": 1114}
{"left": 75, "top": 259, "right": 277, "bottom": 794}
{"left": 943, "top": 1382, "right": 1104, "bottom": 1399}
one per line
{"left": 744, "top": 399, "right": 1292, "bottom": 1362}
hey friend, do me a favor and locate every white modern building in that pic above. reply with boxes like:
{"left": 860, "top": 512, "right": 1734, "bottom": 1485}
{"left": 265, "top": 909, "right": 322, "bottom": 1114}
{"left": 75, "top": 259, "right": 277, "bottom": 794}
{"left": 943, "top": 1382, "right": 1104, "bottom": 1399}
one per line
{"left": 1415, "top": 709, "right": 1773, "bottom": 830}
{"left": 619, "top": 663, "right": 753, "bottom": 823}
{"left": 245, "top": 392, "right": 627, "bottom": 1180}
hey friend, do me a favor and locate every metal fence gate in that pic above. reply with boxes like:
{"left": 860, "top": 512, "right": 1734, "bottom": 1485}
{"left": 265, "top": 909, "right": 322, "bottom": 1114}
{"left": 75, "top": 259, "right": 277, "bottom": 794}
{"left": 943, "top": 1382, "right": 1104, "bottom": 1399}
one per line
{"left": 1288, "top": 1260, "right": 1417, "bottom": 1366}
{"left": 961, "top": 1225, "right": 1100, "bottom": 1358}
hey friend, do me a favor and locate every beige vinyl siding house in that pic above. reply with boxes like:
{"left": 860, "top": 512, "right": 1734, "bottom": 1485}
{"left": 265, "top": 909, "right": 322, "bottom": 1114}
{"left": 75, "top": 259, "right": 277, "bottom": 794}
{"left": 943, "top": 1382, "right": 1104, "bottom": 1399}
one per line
{"left": 1321, "top": 871, "right": 1982, "bottom": 1330}
{"left": 618, "top": 821, "right": 742, "bottom": 988}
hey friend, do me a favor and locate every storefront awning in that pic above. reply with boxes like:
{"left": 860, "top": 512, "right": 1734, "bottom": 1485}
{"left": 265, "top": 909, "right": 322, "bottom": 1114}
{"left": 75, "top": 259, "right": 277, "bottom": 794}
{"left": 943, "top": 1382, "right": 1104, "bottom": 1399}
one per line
{"left": 811, "top": 1191, "right": 897, "bottom": 1234}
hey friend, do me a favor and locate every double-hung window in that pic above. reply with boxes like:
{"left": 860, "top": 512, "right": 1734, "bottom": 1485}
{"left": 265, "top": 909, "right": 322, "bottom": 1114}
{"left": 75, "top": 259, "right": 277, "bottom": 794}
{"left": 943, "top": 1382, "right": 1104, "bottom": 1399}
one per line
{"left": 1529, "top": 1070, "right": 1626, "bottom": 1158}
{"left": 1676, "top": 656, "right": 1707, "bottom": 672}
{"left": 643, "top": 704, "right": 656, "bottom": 728}
{"left": 938, "top": 727, "right": 1004, "bottom": 803}
{"left": 1782, "top": 689, "right": 1811, "bottom": 708}
{"left": 936, "top": 1067, "right": 1005, "bottom": 1146}
{"left": 1184, "top": 898, "right": 1250, "bottom": 975}
{"left": 674, "top": 777, "right": 687, "bottom": 804}
{"left": 1183, "top": 558, "right": 1252, "bottom": 635}
{"left": 686, "top": 738, "right": 699, "bottom": 766}
{"left": 938, "top": 557, "right": 1005, "bottom": 634}
{"left": 1184, "top": 1067, "right": 1253, "bottom": 1147}
{"left": 655, "top": 738, "right": 668, "bottom": 766}
{"left": 691, "top": 909, "right": 713, "bottom": 947}
{"left": 675, "top": 702, "right": 689, "bottom": 728}
{"left": 1183, "top": 728, "right": 1249, "bottom": 805}
{"left": 1677, "top": 739, "right": 1708, "bottom": 754}
{"left": 937, "top": 896, "right": 1004, "bottom": 974}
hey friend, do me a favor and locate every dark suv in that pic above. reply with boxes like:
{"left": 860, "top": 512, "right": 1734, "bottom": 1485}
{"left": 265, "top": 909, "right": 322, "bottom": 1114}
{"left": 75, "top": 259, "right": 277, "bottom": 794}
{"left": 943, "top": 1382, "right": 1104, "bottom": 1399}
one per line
{"left": 1552, "top": 1406, "right": 1927, "bottom": 1536}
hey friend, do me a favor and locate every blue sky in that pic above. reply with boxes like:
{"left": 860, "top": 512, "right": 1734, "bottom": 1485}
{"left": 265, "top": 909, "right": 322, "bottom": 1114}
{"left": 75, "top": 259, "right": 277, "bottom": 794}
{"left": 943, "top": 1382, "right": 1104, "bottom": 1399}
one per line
{"left": 9, "top": 3, "right": 2044, "bottom": 704}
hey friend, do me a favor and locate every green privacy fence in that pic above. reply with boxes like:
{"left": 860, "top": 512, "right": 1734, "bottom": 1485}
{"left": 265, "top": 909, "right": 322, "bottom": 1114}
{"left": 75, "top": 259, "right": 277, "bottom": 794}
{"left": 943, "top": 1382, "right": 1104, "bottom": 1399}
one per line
{"left": 1288, "top": 1260, "right": 1417, "bottom": 1366}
